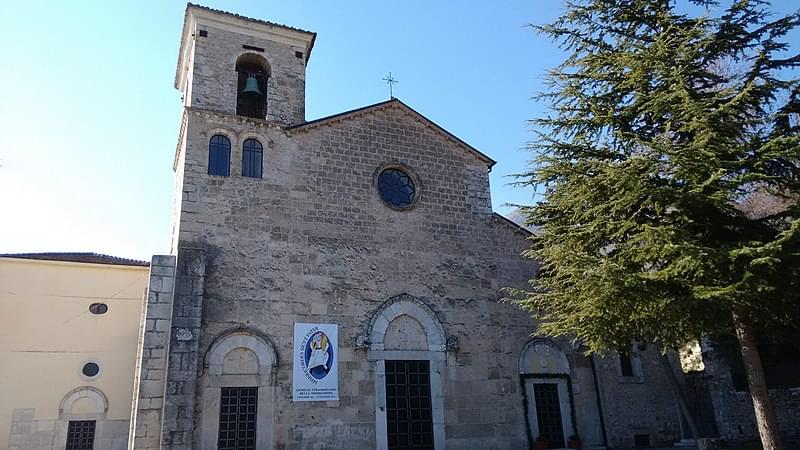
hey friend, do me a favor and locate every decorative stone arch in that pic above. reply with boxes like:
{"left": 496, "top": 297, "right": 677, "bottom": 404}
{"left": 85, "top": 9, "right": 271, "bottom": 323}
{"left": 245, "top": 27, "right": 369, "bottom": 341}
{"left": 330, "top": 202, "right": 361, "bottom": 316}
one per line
{"left": 199, "top": 329, "right": 277, "bottom": 450}
{"left": 519, "top": 338, "right": 571, "bottom": 375}
{"left": 53, "top": 386, "right": 109, "bottom": 450}
{"left": 367, "top": 293, "right": 446, "bottom": 352}
{"left": 366, "top": 294, "right": 447, "bottom": 450}
{"left": 237, "top": 130, "right": 268, "bottom": 145}
{"left": 59, "top": 386, "right": 108, "bottom": 419}
{"left": 234, "top": 52, "right": 272, "bottom": 76}
{"left": 205, "top": 127, "right": 237, "bottom": 145}
{"left": 205, "top": 329, "right": 277, "bottom": 378}
{"left": 518, "top": 338, "right": 576, "bottom": 449}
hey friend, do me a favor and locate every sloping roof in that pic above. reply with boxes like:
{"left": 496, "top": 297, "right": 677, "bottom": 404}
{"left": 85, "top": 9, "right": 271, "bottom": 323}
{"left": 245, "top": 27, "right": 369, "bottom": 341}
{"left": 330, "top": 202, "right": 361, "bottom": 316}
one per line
{"left": 492, "top": 213, "right": 533, "bottom": 236}
{"left": 286, "top": 98, "right": 497, "bottom": 169}
{"left": 186, "top": 3, "right": 316, "bottom": 36}
{"left": 0, "top": 252, "right": 150, "bottom": 267}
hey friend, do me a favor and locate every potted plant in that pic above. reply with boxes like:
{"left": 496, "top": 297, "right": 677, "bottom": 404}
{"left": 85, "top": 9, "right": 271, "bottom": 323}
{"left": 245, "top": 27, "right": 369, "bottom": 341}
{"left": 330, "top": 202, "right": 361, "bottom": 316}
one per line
{"left": 567, "top": 434, "right": 583, "bottom": 450}
{"left": 534, "top": 436, "right": 548, "bottom": 450}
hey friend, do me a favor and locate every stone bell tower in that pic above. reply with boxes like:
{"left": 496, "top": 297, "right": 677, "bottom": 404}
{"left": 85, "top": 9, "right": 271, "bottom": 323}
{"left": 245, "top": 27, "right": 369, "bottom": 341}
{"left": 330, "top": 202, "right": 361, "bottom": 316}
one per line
{"left": 167, "top": 3, "right": 316, "bottom": 252}
{"left": 174, "top": 3, "right": 315, "bottom": 124}
{"left": 129, "top": 5, "right": 315, "bottom": 449}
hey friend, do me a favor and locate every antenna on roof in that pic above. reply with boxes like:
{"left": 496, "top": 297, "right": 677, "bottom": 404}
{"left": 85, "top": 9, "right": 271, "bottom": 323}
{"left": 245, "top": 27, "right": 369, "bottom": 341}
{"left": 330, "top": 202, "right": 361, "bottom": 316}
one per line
{"left": 382, "top": 72, "right": 398, "bottom": 99}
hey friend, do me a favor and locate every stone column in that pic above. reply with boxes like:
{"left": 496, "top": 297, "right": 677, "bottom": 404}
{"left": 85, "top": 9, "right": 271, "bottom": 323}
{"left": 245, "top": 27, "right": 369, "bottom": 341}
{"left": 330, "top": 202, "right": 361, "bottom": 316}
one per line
{"left": 160, "top": 247, "right": 206, "bottom": 450}
{"left": 129, "top": 255, "right": 177, "bottom": 450}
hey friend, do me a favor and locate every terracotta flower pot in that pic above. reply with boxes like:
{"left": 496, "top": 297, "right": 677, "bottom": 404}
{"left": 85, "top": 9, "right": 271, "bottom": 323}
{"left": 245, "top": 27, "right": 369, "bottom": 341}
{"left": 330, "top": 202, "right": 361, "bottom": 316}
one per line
{"left": 567, "top": 438, "right": 583, "bottom": 449}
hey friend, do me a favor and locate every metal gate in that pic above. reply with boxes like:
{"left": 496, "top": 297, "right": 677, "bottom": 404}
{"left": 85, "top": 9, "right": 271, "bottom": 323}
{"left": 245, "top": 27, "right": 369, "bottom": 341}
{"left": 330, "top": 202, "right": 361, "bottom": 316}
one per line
{"left": 533, "top": 383, "right": 566, "bottom": 448}
{"left": 385, "top": 360, "right": 434, "bottom": 450}
{"left": 66, "top": 420, "right": 96, "bottom": 450}
{"left": 218, "top": 386, "right": 258, "bottom": 450}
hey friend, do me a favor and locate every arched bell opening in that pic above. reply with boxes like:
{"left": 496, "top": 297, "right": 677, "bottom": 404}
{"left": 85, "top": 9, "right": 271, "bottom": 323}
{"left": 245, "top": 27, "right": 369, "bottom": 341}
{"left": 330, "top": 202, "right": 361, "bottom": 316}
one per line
{"left": 235, "top": 53, "right": 271, "bottom": 119}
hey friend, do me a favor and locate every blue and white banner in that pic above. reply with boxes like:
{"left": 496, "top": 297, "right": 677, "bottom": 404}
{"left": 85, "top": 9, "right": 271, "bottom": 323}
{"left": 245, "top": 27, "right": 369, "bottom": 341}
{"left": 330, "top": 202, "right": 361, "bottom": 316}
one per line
{"left": 293, "top": 323, "right": 339, "bottom": 401}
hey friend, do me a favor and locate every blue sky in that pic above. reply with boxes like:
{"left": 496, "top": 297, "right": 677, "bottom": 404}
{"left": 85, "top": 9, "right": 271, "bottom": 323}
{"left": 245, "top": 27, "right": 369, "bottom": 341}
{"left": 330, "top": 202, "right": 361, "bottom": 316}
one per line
{"left": 0, "top": 1, "right": 797, "bottom": 260}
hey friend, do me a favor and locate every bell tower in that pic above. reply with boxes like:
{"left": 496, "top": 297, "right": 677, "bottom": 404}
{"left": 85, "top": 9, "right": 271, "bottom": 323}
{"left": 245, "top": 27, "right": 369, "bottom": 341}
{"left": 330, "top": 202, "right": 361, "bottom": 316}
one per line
{"left": 168, "top": 4, "right": 316, "bottom": 253}
{"left": 129, "top": 7, "right": 316, "bottom": 449}
{"left": 175, "top": 3, "right": 315, "bottom": 124}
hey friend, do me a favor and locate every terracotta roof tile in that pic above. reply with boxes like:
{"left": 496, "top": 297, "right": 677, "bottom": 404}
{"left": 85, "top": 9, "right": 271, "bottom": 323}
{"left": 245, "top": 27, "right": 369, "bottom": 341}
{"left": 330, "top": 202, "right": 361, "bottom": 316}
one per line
{"left": 0, "top": 252, "right": 150, "bottom": 267}
{"left": 186, "top": 3, "right": 315, "bottom": 36}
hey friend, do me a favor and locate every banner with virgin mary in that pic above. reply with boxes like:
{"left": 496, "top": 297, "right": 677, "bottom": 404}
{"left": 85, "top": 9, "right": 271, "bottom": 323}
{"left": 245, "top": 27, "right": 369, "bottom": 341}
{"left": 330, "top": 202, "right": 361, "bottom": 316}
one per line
{"left": 293, "top": 323, "right": 339, "bottom": 401}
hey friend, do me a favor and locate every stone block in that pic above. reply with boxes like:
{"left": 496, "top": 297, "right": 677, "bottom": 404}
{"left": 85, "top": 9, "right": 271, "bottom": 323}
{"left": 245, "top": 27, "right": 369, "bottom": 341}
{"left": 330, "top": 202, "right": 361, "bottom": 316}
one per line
{"left": 134, "top": 436, "right": 160, "bottom": 448}
{"left": 152, "top": 254, "right": 177, "bottom": 267}
{"left": 140, "top": 380, "right": 165, "bottom": 398}
{"left": 11, "top": 409, "right": 34, "bottom": 421}
{"left": 145, "top": 368, "right": 164, "bottom": 381}
{"left": 155, "top": 319, "right": 171, "bottom": 332}
{"left": 146, "top": 303, "right": 173, "bottom": 320}
{"left": 143, "top": 331, "right": 167, "bottom": 348}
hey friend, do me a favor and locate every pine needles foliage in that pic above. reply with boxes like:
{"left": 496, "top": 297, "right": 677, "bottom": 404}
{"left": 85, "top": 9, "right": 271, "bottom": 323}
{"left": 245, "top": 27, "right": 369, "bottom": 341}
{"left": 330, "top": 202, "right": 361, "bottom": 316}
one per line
{"left": 513, "top": 0, "right": 800, "bottom": 355}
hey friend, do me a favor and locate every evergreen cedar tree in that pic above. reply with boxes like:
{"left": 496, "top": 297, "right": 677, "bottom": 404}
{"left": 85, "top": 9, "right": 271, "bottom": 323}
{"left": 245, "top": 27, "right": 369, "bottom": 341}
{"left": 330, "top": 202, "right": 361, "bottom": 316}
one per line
{"left": 511, "top": 1, "right": 799, "bottom": 448}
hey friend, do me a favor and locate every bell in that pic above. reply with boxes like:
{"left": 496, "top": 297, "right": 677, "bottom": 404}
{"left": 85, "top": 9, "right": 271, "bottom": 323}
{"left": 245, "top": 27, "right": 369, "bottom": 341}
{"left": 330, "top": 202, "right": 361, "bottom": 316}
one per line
{"left": 241, "top": 75, "right": 262, "bottom": 96}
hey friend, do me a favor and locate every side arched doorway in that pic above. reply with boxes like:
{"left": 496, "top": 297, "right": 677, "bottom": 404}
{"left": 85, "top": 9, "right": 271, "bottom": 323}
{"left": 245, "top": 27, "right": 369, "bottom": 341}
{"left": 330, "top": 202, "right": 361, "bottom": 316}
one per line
{"left": 520, "top": 339, "right": 576, "bottom": 449}
{"left": 199, "top": 329, "right": 277, "bottom": 450}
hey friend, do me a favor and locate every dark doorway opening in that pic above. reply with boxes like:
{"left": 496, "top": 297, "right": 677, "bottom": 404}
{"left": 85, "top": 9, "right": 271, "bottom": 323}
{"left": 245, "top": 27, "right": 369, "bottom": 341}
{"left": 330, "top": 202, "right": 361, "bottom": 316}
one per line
{"left": 385, "top": 360, "right": 434, "bottom": 450}
{"left": 533, "top": 383, "right": 565, "bottom": 448}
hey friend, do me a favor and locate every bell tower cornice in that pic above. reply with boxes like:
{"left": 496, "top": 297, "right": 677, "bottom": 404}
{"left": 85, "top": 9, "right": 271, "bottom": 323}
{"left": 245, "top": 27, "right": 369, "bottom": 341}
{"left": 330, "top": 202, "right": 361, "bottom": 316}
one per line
{"left": 175, "top": 3, "right": 316, "bottom": 93}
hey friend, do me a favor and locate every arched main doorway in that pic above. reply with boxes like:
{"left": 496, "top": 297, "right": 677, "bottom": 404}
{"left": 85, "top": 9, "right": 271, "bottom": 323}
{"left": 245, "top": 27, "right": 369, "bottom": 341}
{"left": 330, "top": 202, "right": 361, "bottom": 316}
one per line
{"left": 366, "top": 294, "right": 447, "bottom": 450}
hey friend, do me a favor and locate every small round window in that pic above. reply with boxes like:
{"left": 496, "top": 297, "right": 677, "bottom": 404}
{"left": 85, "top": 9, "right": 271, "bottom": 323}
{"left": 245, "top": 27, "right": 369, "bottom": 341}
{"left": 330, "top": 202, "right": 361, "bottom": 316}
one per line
{"left": 378, "top": 168, "right": 416, "bottom": 209}
{"left": 82, "top": 362, "right": 100, "bottom": 378}
{"left": 89, "top": 303, "right": 108, "bottom": 315}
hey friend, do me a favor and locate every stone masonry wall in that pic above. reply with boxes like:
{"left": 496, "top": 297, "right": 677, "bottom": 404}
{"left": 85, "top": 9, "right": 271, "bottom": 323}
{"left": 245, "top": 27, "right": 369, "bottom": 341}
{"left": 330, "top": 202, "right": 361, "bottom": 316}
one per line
{"left": 161, "top": 98, "right": 690, "bottom": 449}
{"left": 186, "top": 22, "right": 307, "bottom": 125}
{"left": 160, "top": 248, "right": 206, "bottom": 450}
{"left": 129, "top": 255, "right": 176, "bottom": 450}
{"left": 594, "top": 350, "right": 683, "bottom": 449}
{"left": 8, "top": 409, "right": 129, "bottom": 450}
{"left": 152, "top": 109, "right": 795, "bottom": 450}
{"left": 702, "top": 343, "right": 800, "bottom": 443}
{"left": 169, "top": 115, "right": 188, "bottom": 255}
{"left": 172, "top": 104, "right": 540, "bottom": 449}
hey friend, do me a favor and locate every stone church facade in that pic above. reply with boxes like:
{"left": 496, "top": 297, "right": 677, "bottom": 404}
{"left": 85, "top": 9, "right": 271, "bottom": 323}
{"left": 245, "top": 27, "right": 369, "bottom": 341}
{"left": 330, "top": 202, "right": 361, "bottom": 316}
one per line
{"left": 129, "top": 4, "right": 686, "bottom": 450}
{"left": 4, "top": 4, "right": 800, "bottom": 450}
